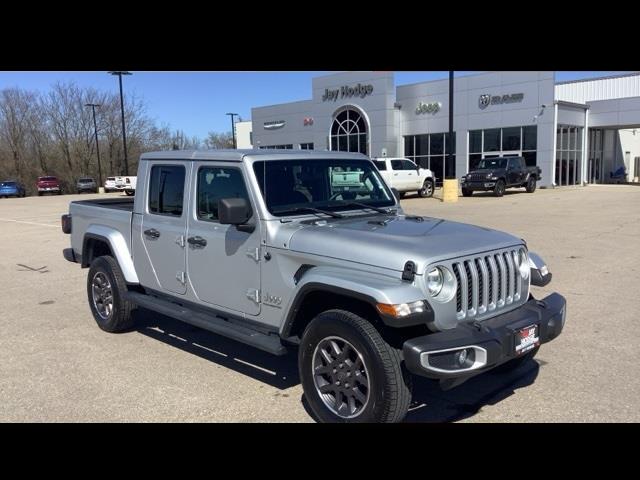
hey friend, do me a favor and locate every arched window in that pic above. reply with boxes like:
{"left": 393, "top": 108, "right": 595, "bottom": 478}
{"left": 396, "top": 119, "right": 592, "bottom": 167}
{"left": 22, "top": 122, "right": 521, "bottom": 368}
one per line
{"left": 330, "top": 108, "right": 368, "bottom": 155}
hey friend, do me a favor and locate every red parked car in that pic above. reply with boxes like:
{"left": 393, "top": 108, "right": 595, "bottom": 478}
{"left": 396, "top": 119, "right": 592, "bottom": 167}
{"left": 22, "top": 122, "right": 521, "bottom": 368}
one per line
{"left": 37, "top": 176, "right": 62, "bottom": 195}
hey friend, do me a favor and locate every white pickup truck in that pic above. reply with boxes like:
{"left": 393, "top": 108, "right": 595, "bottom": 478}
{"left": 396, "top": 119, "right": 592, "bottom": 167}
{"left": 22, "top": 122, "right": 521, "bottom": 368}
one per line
{"left": 114, "top": 176, "right": 137, "bottom": 196}
{"left": 372, "top": 157, "right": 434, "bottom": 198}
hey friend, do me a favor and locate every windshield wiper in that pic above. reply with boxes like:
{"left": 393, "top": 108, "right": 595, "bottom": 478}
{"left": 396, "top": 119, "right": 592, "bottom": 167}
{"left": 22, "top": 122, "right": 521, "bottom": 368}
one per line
{"left": 273, "top": 206, "right": 344, "bottom": 219}
{"left": 334, "top": 201, "right": 395, "bottom": 215}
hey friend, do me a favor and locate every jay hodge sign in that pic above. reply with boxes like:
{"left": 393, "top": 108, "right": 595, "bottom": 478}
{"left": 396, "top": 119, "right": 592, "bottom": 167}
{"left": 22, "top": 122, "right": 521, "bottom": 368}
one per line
{"left": 322, "top": 83, "right": 374, "bottom": 102}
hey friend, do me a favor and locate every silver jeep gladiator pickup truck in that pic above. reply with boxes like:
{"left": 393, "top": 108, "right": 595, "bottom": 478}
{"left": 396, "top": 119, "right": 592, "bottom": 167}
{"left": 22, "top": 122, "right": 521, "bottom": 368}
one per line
{"left": 62, "top": 149, "right": 566, "bottom": 423}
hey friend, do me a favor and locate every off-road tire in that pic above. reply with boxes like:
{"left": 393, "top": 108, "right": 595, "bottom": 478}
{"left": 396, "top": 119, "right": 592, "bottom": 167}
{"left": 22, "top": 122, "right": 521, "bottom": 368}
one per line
{"left": 525, "top": 177, "right": 537, "bottom": 193}
{"left": 87, "top": 255, "right": 135, "bottom": 333}
{"left": 418, "top": 179, "right": 434, "bottom": 198}
{"left": 492, "top": 346, "right": 540, "bottom": 373}
{"left": 494, "top": 179, "right": 506, "bottom": 197}
{"left": 462, "top": 188, "right": 473, "bottom": 197}
{"left": 299, "top": 309, "right": 412, "bottom": 423}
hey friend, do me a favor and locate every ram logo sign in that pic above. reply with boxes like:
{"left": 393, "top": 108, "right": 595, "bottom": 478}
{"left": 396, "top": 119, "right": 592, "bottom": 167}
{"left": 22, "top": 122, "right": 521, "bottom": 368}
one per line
{"left": 479, "top": 93, "right": 524, "bottom": 109}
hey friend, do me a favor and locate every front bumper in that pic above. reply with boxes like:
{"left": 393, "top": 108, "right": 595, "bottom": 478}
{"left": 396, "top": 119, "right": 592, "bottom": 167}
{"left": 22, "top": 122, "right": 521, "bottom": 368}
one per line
{"left": 403, "top": 293, "right": 566, "bottom": 381}
{"left": 461, "top": 180, "right": 496, "bottom": 190}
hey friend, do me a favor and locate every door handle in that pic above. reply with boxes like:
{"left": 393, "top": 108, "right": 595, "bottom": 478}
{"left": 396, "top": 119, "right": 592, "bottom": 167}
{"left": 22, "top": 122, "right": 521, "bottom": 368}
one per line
{"left": 144, "top": 228, "right": 160, "bottom": 239}
{"left": 187, "top": 236, "right": 207, "bottom": 248}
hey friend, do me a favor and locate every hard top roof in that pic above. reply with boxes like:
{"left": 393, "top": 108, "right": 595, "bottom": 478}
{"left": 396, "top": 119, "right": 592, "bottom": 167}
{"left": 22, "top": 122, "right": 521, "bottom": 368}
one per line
{"left": 140, "top": 149, "right": 370, "bottom": 162}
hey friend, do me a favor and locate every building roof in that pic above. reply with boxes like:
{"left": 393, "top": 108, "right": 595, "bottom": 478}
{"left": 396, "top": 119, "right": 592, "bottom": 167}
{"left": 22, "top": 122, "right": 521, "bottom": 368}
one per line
{"left": 555, "top": 71, "right": 640, "bottom": 85}
{"left": 140, "top": 149, "right": 369, "bottom": 162}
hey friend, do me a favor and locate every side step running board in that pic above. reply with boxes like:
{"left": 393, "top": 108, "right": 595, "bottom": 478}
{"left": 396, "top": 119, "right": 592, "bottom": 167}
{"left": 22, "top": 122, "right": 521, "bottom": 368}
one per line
{"left": 125, "top": 291, "right": 287, "bottom": 356}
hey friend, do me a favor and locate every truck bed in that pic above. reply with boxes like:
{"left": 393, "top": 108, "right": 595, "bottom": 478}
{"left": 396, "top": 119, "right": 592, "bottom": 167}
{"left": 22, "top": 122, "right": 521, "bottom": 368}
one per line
{"left": 71, "top": 197, "right": 135, "bottom": 211}
{"left": 68, "top": 197, "right": 135, "bottom": 260}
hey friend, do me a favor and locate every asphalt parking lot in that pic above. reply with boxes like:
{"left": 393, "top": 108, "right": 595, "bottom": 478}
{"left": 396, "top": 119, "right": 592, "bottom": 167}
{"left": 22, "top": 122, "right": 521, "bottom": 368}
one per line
{"left": 1, "top": 185, "right": 639, "bottom": 422}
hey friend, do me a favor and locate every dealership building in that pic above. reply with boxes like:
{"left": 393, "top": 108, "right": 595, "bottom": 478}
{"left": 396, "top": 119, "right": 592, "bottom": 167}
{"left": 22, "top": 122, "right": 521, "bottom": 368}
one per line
{"left": 239, "top": 71, "right": 640, "bottom": 188}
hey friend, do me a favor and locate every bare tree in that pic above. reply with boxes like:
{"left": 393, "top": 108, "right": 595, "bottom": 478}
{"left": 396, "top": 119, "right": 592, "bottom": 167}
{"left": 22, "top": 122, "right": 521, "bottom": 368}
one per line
{"left": 203, "top": 131, "right": 234, "bottom": 149}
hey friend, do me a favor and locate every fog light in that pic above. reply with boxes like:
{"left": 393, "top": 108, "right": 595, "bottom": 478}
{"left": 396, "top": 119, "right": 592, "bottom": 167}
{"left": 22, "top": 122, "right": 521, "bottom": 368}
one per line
{"left": 421, "top": 346, "right": 487, "bottom": 373}
{"left": 456, "top": 349, "right": 468, "bottom": 366}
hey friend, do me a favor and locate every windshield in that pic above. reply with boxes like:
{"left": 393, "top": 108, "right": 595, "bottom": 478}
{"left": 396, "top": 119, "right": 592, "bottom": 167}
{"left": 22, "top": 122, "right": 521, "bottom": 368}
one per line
{"left": 477, "top": 158, "right": 508, "bottom": 170}
{"left": 253, "top": 159, "right": 396, "bottom": 216}
{"left": 39, "top": 176, "right": 57, "bottom": 181}
{"left": 79, "top": 178, "right": 93, "bottom": 182}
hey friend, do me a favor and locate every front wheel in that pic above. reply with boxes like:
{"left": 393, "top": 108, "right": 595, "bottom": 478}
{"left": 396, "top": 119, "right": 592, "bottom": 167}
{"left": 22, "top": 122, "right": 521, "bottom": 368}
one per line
{"left": 525, "top": 177, "right": 537, "bottom": 193}
{"left": 87, "top": 256, "right": 136, "bottom": 333}
{"left": 494, "top": 179, "right": 505, "bottom": 197}
{"left": 418, "top": 179, "right": 434, "bottom": 198}
{"left": 299, "top": 310, "right": 412, "bottom": 423}
{"left": 462, "top": 188, "right": 473, "bottom": 197}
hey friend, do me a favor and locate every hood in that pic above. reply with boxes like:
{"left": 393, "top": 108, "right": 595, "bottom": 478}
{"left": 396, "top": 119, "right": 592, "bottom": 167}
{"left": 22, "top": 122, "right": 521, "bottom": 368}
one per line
{"left": 467, "top": 169, "right": 505, "bottom": 177}
{"left": 287, "top": 214, "right": 523, "bottom": 273}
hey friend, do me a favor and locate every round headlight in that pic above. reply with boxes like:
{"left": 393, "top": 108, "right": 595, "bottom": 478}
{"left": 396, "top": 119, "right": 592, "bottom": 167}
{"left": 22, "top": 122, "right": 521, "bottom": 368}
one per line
{"left": 518, "top": 250, "right": 530, "bottom": 279}
{"left": 426, "top": 266, "right": 457, "bottom": 302}
{"left": 426, "top": 267, "right": 443, "bottom": 296}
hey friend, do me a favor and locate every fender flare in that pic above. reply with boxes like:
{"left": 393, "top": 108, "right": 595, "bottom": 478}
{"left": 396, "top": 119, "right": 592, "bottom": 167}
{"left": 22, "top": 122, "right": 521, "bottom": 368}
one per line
{"left": 281, "top": 266, "right": 432, "bottom": 337}
{"left": 82, "top": 225, "right": 139, "bottom": 284}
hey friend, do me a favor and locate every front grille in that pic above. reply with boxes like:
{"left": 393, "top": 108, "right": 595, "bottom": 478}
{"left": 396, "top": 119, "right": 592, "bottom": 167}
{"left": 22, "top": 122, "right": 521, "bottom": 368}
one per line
{"left": 452, "top": 248, "right": 528, "bottom": 321}
{"left": 467, "top": 173, "right": 489, "bottom": 182}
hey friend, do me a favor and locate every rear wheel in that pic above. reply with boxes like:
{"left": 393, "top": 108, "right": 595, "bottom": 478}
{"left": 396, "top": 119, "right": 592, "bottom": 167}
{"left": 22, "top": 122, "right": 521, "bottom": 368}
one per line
{"left": 87, "top": 256, "right": 136, "bottom": 333}
{"left": 525, "top": 177, "right": 537, "bottom": 193}
{"left": 494, "top": 179, "right": 505, "bottom": 197}
{"left": 462, "top": 188, "right": 473, "bottom": 197}
{"left": 299, "top": 309, "right": 412, "bottom": 423}
{"left": 418, "top": 179, "right": 434, "bottom": 198}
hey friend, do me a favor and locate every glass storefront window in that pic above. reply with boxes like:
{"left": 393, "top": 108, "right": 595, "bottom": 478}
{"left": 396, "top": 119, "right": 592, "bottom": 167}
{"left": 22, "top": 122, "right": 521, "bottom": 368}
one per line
{"left": 523, "top": 126, "right": 537, "bottom": 151}
{"left": 469, "top": 154, "right": 482, "bottom": 170}
{"left": 416, "top": 135, "right": 429, "bottom": 156}
{"left": 430, "top": 134, "right": 444, "bottom": 155}
{"left": 483, "top": 129, "right": 500, "bottom": 152}
{"left": 502, "top": 127, "right": 521, "bottom": 151}
{"left": 469, "top": 130, "right": 482, "bottom": 153}
{"left": 522, "top": 152, "right": 537, "bottom": 167}
{"left": 404, "top": 137, "right": 414, "bottom": 157}
{"left": 403, "top": 132, "right": 456, "bottom": 186}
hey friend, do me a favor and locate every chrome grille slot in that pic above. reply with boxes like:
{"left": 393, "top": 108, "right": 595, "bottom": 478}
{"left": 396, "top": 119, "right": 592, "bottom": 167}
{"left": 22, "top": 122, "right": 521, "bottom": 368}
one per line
{"left": 451, "top": 248, "right": 528, "bottom": 321}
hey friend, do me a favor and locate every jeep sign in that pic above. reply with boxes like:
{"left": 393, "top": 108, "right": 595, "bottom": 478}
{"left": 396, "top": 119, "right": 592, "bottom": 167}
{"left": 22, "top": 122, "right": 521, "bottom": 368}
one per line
{"left": 416, "top": 101, "right": 442, "bottom": 115}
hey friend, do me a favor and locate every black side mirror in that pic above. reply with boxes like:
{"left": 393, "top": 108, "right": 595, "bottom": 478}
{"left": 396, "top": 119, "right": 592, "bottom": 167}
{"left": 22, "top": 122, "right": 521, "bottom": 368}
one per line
{"left": 391, "top": 188, "right": 401, "bottom": 200}
{"left": 219, "top": 198, "right": 255, "bottom": 233}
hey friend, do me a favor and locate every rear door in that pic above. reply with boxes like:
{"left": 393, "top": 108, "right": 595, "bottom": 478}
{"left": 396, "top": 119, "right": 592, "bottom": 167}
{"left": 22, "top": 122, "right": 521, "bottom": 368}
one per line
{"left": 139, "top": 163, "right": 190, "bottom": 295}
{"left": 401, "top": 159, "right": 422, "bottom": 189}
{"left": 185, "top": 162, "right": 261, "bottom": 316}
{"left": 390, "top": 159, "right": 411, "bottom": 190}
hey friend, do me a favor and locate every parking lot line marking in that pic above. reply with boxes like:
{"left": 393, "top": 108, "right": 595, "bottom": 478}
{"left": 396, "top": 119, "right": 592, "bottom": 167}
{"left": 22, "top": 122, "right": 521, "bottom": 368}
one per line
{"left": 0, "top": 218, "right": 58, "bottom": 228}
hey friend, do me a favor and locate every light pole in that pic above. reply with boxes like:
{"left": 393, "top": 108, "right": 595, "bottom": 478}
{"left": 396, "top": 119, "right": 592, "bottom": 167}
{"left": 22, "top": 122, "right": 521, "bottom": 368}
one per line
{"left": 226, "top": 112, "right": 239, "bottom": 149}
{"left": 85, "top": 103, "right": 103, "bottom": 188}
{"left": 109, "top": 71, "right": 132, "bottom": 175}
{"left": 442, "top": 71, "right": 458, "bottom": 203}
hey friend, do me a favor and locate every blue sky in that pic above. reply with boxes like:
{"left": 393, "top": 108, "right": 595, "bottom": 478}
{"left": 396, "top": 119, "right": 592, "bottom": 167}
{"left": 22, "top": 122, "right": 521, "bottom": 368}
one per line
{"left": 0, "top": 71, "right": 633, "bottom": 139}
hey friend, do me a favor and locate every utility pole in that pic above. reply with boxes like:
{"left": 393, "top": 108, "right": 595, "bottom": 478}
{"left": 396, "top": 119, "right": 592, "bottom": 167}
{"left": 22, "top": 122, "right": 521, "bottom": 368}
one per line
{"left": 226, "top": 112, "right": 239, "bottom": 149}
{"left": 85, "top": 103, "right": 103, "bottom": 188}
{"left": 109, "top": 71, "right": 132, "bottom": 175}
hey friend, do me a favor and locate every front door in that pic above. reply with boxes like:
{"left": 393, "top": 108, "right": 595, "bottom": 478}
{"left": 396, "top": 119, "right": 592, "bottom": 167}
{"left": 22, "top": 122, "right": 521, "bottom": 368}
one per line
{"left": 140, "top": 163, "right": 189, "bottom": 295}
{"left": 186, "top": 163, "right": 261, "bottom": 316}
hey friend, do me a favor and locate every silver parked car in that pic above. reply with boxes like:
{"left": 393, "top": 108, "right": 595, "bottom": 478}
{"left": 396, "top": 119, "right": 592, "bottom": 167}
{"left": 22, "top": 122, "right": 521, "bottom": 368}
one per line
{"left": 76, "top": 177, "right": 98, "bottom": 194}
{"left": 62, "top": 149, "right": 566, "bottom": 423}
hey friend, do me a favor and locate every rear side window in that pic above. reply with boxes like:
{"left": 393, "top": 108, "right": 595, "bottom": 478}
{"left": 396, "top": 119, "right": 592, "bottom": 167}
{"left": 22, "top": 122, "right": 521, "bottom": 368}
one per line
{"left": 401, "top": 160, "right": 416, "bottom": 170}
{"left": 148, "top": 165, "right": 186, "bottom": 216}
{"left": 197, "top": 167, "right": 251, "bottom": 222}
{"left": 374, "top": 161, "right": 387, "bottom": 171}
